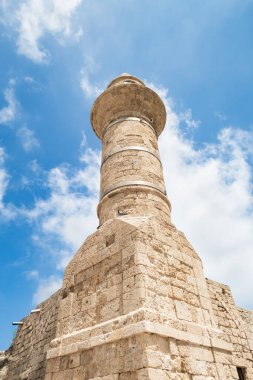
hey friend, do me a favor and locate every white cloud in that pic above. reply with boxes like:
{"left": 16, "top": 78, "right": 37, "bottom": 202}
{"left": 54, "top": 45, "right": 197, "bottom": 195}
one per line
{"left": 80, "top": 69, "right": 103, "bottom": 99}
{"left": 0, "top": 81, "right": 18, "bottom": 125}
{"left": 17, "top": 126, "right": 40, "bottom": 151}
{"left": 33, "top": 275, "right": 62, "bottom": 305}
{"left": 80, "top": 74, "right": 102, "bottom": 99}
{"left": 28, "top": 159, "right": 41, "bottom": 172}
{"left": 24, "top": 269, "right": 39, "bottom": 280}
{"left": 0, "top": 147, "right": 15, "bottom": 221}
{"left": 152, "top": 84, "right": 253, "bottom": 309}
{"left": 79, "top": 56, "right": 104, "bottom": 99}
{"left": 0, "top": 148, "right": 8, "bottom": 208}
{"left": 21, "top": 145, "right": 100, "bottom": 303}
{"left": 179, "top": 109, "right": 200, "bottom": 129}
{"left": 2, "top": 0, "right": 84, "bottom": 63}
{"left": 80, "top": 131, "right": 87, "bottom": 149}
{"left": 24, "top": 145, "right": 100, "bottom": 270}
{"left": 23, "top": 76, "right": 34, "bottom": 83}
{"left": 214, "top": 111, "right": 227, "bottom": 122}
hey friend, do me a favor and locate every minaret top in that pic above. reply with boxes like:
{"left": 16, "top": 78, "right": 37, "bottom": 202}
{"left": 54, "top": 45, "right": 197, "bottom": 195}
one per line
{"left": 91, "top": 73, "right": 166, "bottom": 139}
{"left": 107, "top": 73, "right": 145, "bottom": 88}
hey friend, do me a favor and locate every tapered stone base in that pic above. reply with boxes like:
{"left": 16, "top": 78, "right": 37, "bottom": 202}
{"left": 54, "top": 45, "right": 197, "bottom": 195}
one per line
{"left": 44, "top": 216, "right": 239, "bottom": 380}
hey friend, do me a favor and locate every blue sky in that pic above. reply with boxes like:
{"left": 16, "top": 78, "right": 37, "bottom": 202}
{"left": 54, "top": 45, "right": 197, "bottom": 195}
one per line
{"left": 0, "top": 0, "right": 253, "bottom": 349}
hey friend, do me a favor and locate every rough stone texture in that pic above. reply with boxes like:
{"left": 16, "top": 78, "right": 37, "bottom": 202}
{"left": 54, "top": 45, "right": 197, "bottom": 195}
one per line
{"left": 3, "top": 290, "right": 61, "bottom": 380}
{"left": 98, "top": 116, "right": 170, "bottom": 225}
{"left": 207, "top": 279, "right": 253, "bottom": 379}
{"left": 90, "top": 74, "right": 166, "bottom": 139}
{"left": 0, "top": 351, "right": 9, "bottom": 379}
{"left": 3, "top": 74, "right": 253, "bottom": 379}
{"left": 43, "top": 216, "right": 237, "bottom": 379}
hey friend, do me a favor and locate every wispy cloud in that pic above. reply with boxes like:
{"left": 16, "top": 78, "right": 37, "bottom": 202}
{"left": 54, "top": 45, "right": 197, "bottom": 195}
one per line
{"left": 80, "top": 73, "right": 102, "bottom": 99}
{"left": 0, "top": 147, "right": 16, "bottom": 221}
{"left": 24, "top": 269, "right": 39, "bottom": 280}
{"left": 32, "top": 275, "right": 62, "bottom": 304}
{"left": 1, "top": 0, "right": 84, "bottom": 63}
{"left": 17, "top": 126, "right": 40, "bottom": 152}
{"left": 0, "top": 80, "right": 18, "bottom": 125}
{"left": 214, "top": 111, "right": 227, "bottom": 122}
{"left": 179, "top": 109, "right": 200, "bottom": 129}
{"left": 80, "top": 57, "right": 103, "bottom": 99}
{"left": 23, "top": 144, "right": 100, "bottom": 271}
{"left": 0, "top": 148, "right": 8, "bottom": 208}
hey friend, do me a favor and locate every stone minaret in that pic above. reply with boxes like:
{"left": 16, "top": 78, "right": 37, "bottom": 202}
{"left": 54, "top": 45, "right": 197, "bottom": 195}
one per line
{"left": 91, "top": 73, "right": 170, "bottom": 226}
{"left": 44, "top": 75, "right": 250, "bottom": 380}
{"left": 5, "top": 74, "right": 253, "bottom": 379}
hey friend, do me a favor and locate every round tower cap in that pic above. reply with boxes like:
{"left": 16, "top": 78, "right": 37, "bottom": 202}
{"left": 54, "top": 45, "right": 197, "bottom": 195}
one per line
{"left": 107, "top": 74, "right": 145, "bottom": 88}
{"left": 91, "top": 74, "right": 166, "bottom": 139}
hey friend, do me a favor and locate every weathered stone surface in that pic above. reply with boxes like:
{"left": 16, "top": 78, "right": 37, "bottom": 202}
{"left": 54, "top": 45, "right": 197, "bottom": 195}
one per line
{"left": 0, "top": 350, "right": 9, "bottom": 379}
{"left": 3, "top": 74, "right": 253, "bottom": 379}
{"left": 3, "top": 290, "right": 62, "bottom": 380}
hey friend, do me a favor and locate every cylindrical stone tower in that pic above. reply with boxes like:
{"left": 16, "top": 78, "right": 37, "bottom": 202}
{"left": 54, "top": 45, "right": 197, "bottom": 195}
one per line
{"left": 91, "top": 73, "right": 171, "bottom": 225}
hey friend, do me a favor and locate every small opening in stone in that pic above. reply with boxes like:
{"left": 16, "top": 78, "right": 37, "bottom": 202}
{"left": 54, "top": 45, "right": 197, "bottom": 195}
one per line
{"left": 69, "top": 285, "right": 74, "bottom": 293}
{"left": 105, "top": 234, "right": 115, "bottom": 247}
{"left": 61, "top": 290, "right": 68, "bottom": 299}
{"left": 237, "top": 367, "right": 246, "bottom": 380}
{"left": 117, "top": 209, "right": 128, "bottom": 216}
{"left": 123, "top": 79, "right": 137, "bottom": 84}
{"left": 222, "top": 288, "right": 226, "bottom": 295}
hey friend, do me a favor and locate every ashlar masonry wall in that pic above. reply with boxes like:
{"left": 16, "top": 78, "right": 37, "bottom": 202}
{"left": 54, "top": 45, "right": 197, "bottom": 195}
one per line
{"left": 3, "top": 290, "right": 62, "bottom": 380}
{"left": 44, "top": 215, "right": 239, "bottom": 380}
{"left": 207, "top": 279, "right": 253, "bottom": 379}
{"left": 0, "top": 351, "right": 9, "bottom": 379}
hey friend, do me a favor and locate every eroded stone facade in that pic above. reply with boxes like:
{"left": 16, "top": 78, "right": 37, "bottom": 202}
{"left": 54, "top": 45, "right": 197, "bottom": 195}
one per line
{"left": 3, "top": 74, "right": 253, "bottom": 380}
